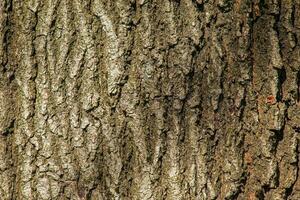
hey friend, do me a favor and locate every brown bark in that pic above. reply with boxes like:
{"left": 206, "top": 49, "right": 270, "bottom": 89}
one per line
{"left": 1, "top": 0, "right": 300, "bottom": 199}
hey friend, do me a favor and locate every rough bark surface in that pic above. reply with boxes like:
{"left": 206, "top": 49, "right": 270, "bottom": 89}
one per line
{"left": 1, "top": 0, "right": 300, "bottom": 199}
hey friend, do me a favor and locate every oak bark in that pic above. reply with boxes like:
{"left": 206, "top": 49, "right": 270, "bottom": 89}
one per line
{"left": 1, "top": 0, "right": 300, "bottom": 199}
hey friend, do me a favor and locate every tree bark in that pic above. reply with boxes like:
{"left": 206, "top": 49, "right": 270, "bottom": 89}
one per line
{"left": 1, "top": 0, "right": 300, "bottom": 199}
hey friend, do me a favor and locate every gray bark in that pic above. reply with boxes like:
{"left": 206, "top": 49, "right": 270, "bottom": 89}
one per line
{"left": 0, "top": 0, "right": 300, "bottom": 199}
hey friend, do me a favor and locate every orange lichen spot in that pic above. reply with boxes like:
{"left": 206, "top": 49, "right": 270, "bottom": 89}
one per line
{"left": 248, "top": 192, "right": 257, "bottom": 200}
{"left": 254, "top": 4, "right": 261, "bottom": 17}
{"left": 266, "top": 95, "right": 276, "bottom": 104}
{"left": 244, "top": 152, "right": 253, "bottom": 164}
{"left": 248, "top": 167, "right": 254, "bottom": 175}
{"left": 234, "top": 0, "right": 242, "bottom": 10}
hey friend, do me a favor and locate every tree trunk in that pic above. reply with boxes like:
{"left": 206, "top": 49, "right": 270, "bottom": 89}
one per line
{"left": 0, "top": 0, "right": 300, "bottom": 199}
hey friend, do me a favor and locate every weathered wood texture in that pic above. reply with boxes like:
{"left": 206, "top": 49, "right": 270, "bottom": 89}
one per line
{"left": 1, "top": 0, "right": 300, "bottom": 199}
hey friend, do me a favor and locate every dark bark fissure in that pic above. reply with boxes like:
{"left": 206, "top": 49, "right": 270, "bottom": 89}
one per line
{"left": 296, "top": 70, "right": 300, "bottom": 102}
